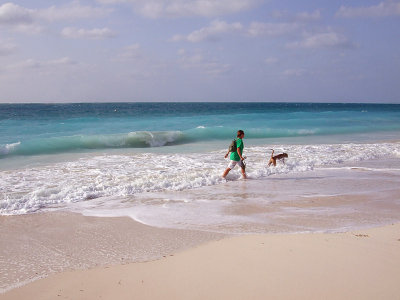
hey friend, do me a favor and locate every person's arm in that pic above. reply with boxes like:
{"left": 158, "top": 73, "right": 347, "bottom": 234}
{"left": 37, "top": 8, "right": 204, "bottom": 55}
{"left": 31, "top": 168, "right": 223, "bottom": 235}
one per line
{"left": 224, "top": 151, "right": 230, "bottom": 158}
{"left": 237, "top": 147, "right": 244, "bottom": 160}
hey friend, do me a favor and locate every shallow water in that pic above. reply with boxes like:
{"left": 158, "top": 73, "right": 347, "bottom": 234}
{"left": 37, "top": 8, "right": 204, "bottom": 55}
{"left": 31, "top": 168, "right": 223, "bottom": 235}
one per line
{"left": 71, "top": 158, "right": 400, "bottom": 234}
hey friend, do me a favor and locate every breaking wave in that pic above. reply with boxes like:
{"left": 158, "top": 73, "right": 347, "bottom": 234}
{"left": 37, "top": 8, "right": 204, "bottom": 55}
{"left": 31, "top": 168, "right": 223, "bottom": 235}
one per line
{"left": 0, "top": 127, "right": 323, "bottom": 158}
{"left": 0, "top": 131, "right": 185, "bottom": 157}
{"left": 1, "top": 141, "right": 399, "bottom": 215}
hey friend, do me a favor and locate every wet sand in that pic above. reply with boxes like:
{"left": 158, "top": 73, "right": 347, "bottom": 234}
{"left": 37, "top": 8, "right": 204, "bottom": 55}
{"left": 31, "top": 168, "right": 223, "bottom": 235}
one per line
{"left": 78, "top": 163, "right": 400, "bottom": 234}
{"left": 0, "top": 212, "right": 225, "bottom": 293}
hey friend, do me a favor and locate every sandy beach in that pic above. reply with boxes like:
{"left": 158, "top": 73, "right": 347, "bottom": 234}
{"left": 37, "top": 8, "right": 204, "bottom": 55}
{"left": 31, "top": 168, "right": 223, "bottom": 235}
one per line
{"left": 1, "top": 0, "right": 400, "bottom": 297}
{"left": 0, "top": 212, "right": 225, "bottom": 294}
{"left": 1, "top": 221, "right": 400, "bottom": 300}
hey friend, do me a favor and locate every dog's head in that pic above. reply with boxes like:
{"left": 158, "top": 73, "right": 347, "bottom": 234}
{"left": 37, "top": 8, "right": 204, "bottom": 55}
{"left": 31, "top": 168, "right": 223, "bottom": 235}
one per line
{"left": 282, "top": 153, "right": 288, "bottom": 158}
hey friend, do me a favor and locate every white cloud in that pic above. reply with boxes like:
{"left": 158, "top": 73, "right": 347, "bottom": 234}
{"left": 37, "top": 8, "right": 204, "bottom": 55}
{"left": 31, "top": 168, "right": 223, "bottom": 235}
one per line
{"left": 288, "top": 32, "right": 354, "bottom": 49}
{"left": 164, "top": 0, "right": 256, "bottom": 18}
{"left": 295, "top": 10, "right": 321, "bottom": 22}
{"left": 37, "top": 2, "right": 112, "bottom": 22}
{"left": 264, "top": 57, "right": 278, "bottom": 64}
{"left": 0, "top": 2, "right": 112, "bottom": 34}
{"left": 248, "top": 22, "right": 299, "bottom": 37}
{"left": 96, "top": 0, "right": 258, "bottom": 18}
{"left": 0, "top": 2, "right": 111, "bottom": 23}
{"left": 0, "top": 2, "right": 33, "bottom": 25}
{"left": 173, "top": 20, "right": 302, "bottom": 43}
{"left": 0, "top": 41, "right": 17, "bottom": 56}
{"left": 272, "top": 9, "right": 321, "bottom": 22}
{"left": 115, "top": 44, "right": 141, "bottom": 61}
{"left": 178, "top": 50, "right": 231, "bottom": 75}
{"left": 8, "top": 57, "right": 78, "bottom": 70}
{"left": 61, "top": 27, "right": 116, "bottom": 39}
{"left": 14, "top": 25, "right": 44, "bottom": 36}
{"left": 337, "top": 1, "right": 400, "bottom": 18}
{"left": 0, "top": 3, "right": 43, "bottom": 33}
{"left": 49, "top": 57, "right": 78, "bottom": 65}
{"left": 282, "top": 68, "right": 307, "bottom": 77}
{"left": 172, "top": 20, "right": 243, "bottom": 42}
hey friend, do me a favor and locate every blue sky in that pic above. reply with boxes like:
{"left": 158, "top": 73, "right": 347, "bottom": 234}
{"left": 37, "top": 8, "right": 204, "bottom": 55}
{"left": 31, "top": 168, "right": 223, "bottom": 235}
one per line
{"left": 0, "top": 0, "right": 399, "bottom": 103}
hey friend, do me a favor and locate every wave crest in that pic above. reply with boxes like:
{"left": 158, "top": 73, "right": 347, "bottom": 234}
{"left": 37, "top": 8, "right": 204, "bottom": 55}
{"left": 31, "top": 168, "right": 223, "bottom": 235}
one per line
{"left": 0, "top": 131, "right": 184, "bottom": 157}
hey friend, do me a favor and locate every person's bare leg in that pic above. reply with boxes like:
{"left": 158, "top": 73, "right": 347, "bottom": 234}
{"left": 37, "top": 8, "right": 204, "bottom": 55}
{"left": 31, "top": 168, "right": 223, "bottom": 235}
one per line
{"left": 222, "top": 168, "right": 231, "bottom": 178}
{"left": 241, "top": 167, "right": 247, "bottom": 179}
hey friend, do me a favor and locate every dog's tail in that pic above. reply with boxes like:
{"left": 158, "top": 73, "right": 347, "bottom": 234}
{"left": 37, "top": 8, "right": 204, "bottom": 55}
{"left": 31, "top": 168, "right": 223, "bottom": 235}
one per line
{"left": 270, "top": 149, "right": 274, "bottom": 157}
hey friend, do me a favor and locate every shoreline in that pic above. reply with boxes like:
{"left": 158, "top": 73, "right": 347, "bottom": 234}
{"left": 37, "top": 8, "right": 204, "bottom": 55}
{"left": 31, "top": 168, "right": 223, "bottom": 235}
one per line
{"left": 1, "top": 222, "right": 399, "bottom": 300}
{"left": 0, "top": 212, "right": 226, "bottom": 294}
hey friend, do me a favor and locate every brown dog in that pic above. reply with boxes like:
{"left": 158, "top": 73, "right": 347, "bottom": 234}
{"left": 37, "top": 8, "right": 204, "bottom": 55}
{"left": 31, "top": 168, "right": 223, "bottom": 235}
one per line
{"left": 268, "top": 149, "right": 288, "bottom": 167}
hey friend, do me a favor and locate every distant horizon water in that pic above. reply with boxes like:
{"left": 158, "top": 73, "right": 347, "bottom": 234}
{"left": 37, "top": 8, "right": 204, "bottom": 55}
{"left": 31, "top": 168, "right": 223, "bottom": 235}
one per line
{"left": 1, "top": 101, "right": 400, "bottom": 104}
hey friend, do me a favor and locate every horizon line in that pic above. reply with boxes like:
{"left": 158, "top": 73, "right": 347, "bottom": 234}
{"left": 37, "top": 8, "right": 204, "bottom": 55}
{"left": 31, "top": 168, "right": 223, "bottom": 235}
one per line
{"left": 1, "top": 100, "right": 399, "bottom": 105}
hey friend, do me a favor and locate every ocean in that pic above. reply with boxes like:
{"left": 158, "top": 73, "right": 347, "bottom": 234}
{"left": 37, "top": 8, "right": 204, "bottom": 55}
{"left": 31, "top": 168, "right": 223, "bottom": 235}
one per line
{"left": 1, "top": 102, "right": 400, "bottom": 233}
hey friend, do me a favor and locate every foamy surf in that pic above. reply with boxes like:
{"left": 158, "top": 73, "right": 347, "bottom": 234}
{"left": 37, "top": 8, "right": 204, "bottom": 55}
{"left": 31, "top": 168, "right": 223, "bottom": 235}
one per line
{"left": 1, "top": 142, "right": 399, "bottom": 216}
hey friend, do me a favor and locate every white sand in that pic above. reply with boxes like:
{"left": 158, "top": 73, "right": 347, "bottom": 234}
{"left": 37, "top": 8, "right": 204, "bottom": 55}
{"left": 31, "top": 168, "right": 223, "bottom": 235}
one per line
{"left": 2, "top": 223, "right": 400, "bottom": 300}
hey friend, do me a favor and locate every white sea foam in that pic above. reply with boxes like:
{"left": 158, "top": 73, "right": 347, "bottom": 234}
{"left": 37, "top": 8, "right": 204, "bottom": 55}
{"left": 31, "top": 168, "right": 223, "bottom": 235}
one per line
{"left": 0, "top": 142, "right": 20, "bottom": 155}
{"left": 127, "top": 131, "right": 183, "bottom": 147}
{"left": 1, "top": 142, "right": 399, "bottom": 215}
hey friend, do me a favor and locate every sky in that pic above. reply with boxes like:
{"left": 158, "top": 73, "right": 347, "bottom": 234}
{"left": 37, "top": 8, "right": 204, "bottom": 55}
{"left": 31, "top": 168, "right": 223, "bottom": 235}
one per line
{"left": 0, "top": 0, "right": 399, "bottom": 103}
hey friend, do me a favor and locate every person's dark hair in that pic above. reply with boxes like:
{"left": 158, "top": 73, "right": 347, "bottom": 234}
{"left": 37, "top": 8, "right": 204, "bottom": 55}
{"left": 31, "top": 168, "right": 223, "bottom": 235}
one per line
{"left": 237, "top": 130, "right": 244, "bottom": 137}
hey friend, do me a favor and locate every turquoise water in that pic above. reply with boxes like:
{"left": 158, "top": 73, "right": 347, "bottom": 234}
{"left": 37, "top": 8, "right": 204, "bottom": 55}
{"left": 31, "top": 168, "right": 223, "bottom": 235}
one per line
{"left": 1, "top": 102, "right": 400, "bottom": 157}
